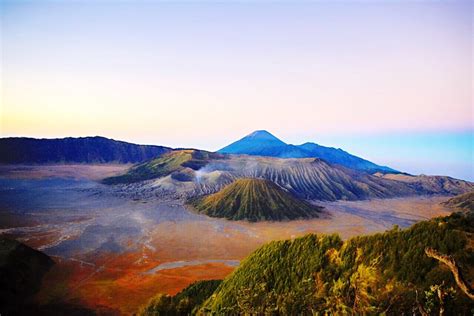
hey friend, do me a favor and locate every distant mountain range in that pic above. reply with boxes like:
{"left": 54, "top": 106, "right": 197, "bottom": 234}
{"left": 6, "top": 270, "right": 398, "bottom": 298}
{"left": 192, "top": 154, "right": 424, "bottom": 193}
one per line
{"left": 0, "top": 136, "right": 171, "bottom": 164}
{"left": 0, "top": 132, "right": 396, "bottom": 174}
{"left": 1, "top": 134, "right": 472, "bottom": 205}
{"left": 218, "top": 130, "right": 397, "bottom": 173}
{"left": 101, "top": 149, "right": 474, "bottom": 204}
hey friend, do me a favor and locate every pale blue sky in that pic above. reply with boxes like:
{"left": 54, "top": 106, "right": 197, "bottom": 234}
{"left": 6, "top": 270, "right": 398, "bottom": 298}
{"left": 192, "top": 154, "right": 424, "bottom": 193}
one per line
{"left": 286, "top": 130, "right": 473, "bottom": 181}
{"left": 1, "top": 1, "right": 473, "bottom": 180}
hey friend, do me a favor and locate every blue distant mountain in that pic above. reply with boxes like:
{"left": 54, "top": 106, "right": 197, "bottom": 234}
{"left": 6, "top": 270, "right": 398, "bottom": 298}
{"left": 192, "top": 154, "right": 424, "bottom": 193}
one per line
{"left": 218, "top": 130, "right": 397, "bottom": 173}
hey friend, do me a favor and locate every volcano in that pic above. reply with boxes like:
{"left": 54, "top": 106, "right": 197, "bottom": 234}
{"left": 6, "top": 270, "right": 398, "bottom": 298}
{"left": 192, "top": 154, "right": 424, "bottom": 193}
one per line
{"left": 218, "top": 130, "right": 396, "bottom": 173}
{"left": 187, "top": 178, "right": 323, "bottom": 221}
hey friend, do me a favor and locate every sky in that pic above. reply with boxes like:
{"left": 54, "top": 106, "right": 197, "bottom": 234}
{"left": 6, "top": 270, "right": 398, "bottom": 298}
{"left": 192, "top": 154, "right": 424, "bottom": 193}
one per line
{"left": 0, "top": 1, "right": 473, "bottom": 180}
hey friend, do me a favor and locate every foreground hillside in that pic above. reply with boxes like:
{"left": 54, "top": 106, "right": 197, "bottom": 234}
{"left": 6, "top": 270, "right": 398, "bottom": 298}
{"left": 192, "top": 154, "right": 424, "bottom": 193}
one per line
{"left": 202, "top": 211, "right": 474, "bottom": 314}
{"left": 139, "top": 280, "right": 222, "bottom": 315}
{"left": 0, "top": 238, "right": 55, "bottom": 314}
{"left": 0, "top": 238, "right": 102, "bottom": 315}
{"left": 187, "top": 178, "right": 323, "bottom": 221}
{"left": 140, "top": 211, "right": 474, "bottom": 315}
{"left": 0, "top": 137, "right": 170, "bottom": 164}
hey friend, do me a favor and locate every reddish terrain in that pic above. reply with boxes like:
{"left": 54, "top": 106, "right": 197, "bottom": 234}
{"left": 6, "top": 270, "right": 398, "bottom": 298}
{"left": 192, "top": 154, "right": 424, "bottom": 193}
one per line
{"left": 0, "top": 165, "right": 454, "bottom": 314}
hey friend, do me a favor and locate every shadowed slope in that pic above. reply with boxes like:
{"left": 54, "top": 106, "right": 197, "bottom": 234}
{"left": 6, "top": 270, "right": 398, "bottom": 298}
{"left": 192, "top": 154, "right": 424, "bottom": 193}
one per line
{"left": 442, "top": 191, "right": 474, "bottom": 212}
{"left": 188, "top": 178, "right": 323, "bottom": 221}
{"left": 0, "top": 238, "right": 54, "bottom": 314}
{"left": 0, "top": 136, "right": 171, "bottom": 164}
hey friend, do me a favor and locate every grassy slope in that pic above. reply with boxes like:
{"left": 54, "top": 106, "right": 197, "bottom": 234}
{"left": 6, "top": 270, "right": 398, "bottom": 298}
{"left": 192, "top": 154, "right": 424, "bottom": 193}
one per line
{"left": 138, "top": 280, "right": 222, "bottom": 316}
{"left": 201, "top": 212, "right": 474, "bottom": 314}
{"left": 188, "top": 178, "right": 323, "bottom": 221}
{"left": 102, "top": 150, "right": 222, "bottom": 184}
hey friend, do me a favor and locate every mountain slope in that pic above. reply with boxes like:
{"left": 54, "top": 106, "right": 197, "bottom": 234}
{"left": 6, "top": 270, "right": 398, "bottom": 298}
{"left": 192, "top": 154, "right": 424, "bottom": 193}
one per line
{"left": 375, "top": 173, "right": 474, "bottom": 196}
{"left": 200, "top": 211, "right": 474, "bottom": 314}
{"left": 442, "top": 191, "right": 474, "bottom": 212}
{"left": 218, "top": 130, "right": 396, "bottom": 173}
{"left": 188, "top": 178, "right": 323, "bottom": 221}
{"left": 297, "top": 142, "right": 395, "bottom": 172}
{"left": 214, "top": 157, "right": 423, "bottom": 201}
{"left": 107, "top": 155, "right": 474, "bottom": 202}
{"left": 0, "top": 137, "right": 171, "bottom": 164}
{"left": 103, "top": 149, "right": 224, "bottom": 184}
{"left": 218, "top": 130, "right": 287, "bottom": 156}
{"left": 138, "top": 280, "right": 222, "bottom": 316}
{"left": 0, "top": 238, "right": 55, "bottom": 313}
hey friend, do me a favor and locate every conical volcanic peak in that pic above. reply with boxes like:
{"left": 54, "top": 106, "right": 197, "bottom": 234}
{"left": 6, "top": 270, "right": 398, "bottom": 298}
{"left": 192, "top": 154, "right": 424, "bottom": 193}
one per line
{"left": 245, "top": 130, "right": 285, "bottom": 142}
{"left": 218, "top": 130, "right": 397, "bottom": 173}
{"left": 218, "top": 130, "right": 287, "bottom": 155}
{"left": 187, "top": 178, "right": 323, "bottom": 222}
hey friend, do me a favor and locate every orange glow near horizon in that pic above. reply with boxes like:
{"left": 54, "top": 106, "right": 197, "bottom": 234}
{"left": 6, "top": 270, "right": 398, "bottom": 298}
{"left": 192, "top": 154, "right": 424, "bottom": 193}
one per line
{"left": 1, "top": 1, "right": 472, "bottom": 181}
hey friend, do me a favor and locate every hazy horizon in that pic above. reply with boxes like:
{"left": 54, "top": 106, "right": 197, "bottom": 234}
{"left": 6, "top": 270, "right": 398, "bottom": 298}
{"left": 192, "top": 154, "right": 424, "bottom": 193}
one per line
{"left": 1, "top": 1, "right": 473, "bottom": 180}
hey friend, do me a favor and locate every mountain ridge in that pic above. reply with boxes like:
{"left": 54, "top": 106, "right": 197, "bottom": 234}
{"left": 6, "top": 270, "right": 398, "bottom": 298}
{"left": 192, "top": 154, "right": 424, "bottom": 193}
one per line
{"left": 0, "top": 136, "right": 171, "bottom": 164}
{"left": 137, "top": 211, "right": 474, "bottom": 315}
{"left": 103, "top": 154, "right": 474, "bottom": 202}
{"left": 102, "top": 149, "right": 224, "bottom": 184}
{"left": 199, "top": 211, "right": 474, "bottom": 314}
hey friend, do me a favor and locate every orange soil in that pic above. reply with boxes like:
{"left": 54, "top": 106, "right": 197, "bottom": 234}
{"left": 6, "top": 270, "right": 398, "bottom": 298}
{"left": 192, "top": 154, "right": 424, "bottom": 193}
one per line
{"left": 31, "top": 196, "right": 454, "bottom": 315}
{"left": 2, "top": 165, "right": 453, "bottom": 315}
{"left": 38, "top": 253, "right": 234, "bottom": 315}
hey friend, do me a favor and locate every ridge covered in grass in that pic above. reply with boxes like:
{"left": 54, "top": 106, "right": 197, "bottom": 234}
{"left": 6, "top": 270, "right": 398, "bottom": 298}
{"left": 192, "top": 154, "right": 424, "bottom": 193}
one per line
{"left": 137, "top": 212, "right": 474, "bottom": 315}
{"left": 199, "top": 211, "right": 474, "bottom": 314}
{"left": 138, "top": 280, "right": 222, "bottom": 316}
{"left": 102, "top": 150, "right": 223, "bottom": 184}
{"left": 187, "top": 178, "right": 323, "bottom": 221}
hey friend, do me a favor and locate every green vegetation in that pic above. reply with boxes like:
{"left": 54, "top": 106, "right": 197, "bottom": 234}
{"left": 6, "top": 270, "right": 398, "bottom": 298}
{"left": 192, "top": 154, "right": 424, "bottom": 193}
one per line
{"left": 138, "top": 280, "right": 222, "bottom": 316}
{"left": 443, "top": 191, "right": 474, "bottom": 212}
{"left": 103, "top": 150, "right": 223, "bottom": 184}
{"left": 200, "top": 211, "right": 474, "bottom": 314}
{"left": 137, "top": 212, "right": 474, "bottom": 315}
{"left": 187, "top": 178, "right": 323, "bottom": 221}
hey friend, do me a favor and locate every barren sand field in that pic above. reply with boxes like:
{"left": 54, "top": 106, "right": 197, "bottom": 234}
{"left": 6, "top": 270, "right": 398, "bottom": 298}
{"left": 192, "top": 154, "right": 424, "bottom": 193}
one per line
{"left": 0, "top": 164, "right": 454, "bottom": 314}
{"left": 0, "top": 164, "right": 131, "bottom": 180}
